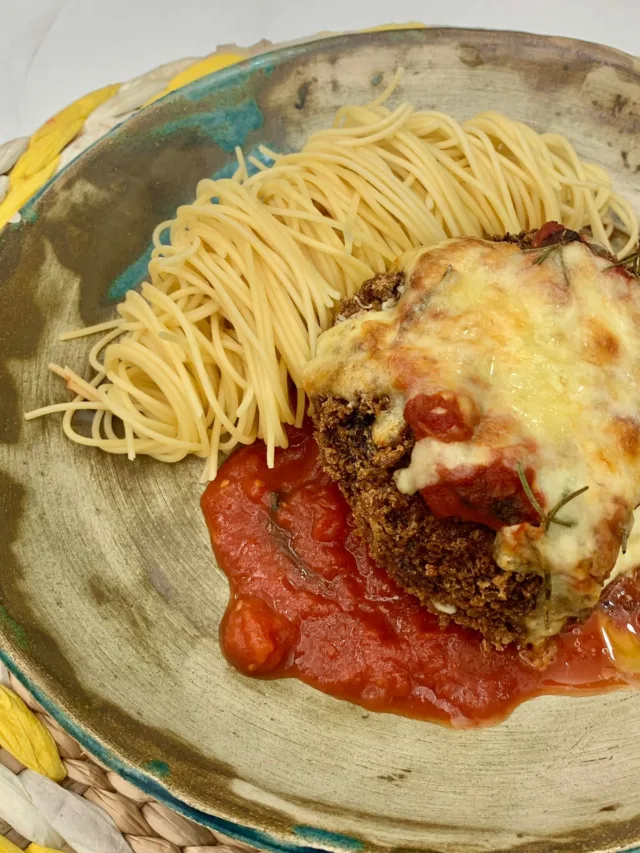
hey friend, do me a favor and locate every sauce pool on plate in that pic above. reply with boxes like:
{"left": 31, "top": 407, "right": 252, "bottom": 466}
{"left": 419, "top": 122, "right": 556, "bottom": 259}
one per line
{"left": 201, "top": 422, "right": 640, "bottom": 727}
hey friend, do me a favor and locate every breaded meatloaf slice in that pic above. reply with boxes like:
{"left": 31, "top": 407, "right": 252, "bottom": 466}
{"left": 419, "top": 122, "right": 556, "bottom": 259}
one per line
{"left": 310, "top": 272, "right": 541, "bottom": 647}
{"left": 304, "top": 224, "right": 640, "bottom": 648}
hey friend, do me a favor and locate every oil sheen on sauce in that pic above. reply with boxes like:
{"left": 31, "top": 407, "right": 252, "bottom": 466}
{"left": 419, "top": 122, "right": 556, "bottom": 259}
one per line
{"left": 201, "top": 423, "right": 640, "bottom": 727}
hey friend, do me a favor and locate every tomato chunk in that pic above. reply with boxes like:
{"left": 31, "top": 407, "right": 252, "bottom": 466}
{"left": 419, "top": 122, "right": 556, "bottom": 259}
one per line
{"left": 404, "top": 391, "right": 479, "bottom": 443}
{"left": 531, "top": 221, "right": 565, "bottom": 247}
{"left": 223, "top": 596, "right": 296, "bottom": 674}
{"left": 421, "top": 461, "right": 541, "bottom": 530}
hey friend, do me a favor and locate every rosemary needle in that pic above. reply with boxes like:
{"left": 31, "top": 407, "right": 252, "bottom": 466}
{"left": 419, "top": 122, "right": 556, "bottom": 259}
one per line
{"left": 530, "top": 243, "right": 571, "bottom": 287}
{"left": 516, "top": 461, "right": 545, "bottom": 517}
{"left": 516, "top": 462, "right": 589, "bottom": 531}
{"left": 603, "top": 249, "right": 640, "bottom": 274}
{"left": 622, "top": 527, "right": 630, "bottom": 555}
{"left": 543, "top": 485, "right": 589, "bottom": 532}
{"left": 532, "top": 244, "right": 560, "bottom": 265}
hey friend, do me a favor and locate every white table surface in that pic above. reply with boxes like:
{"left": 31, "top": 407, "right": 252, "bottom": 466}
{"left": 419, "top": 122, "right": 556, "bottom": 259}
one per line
{"left": 1, "top": 0, "right": 639, "bottom": 145}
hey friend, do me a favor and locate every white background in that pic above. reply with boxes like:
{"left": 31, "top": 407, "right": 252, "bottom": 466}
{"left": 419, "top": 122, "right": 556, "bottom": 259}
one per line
{"left": 0, "top": 0, "right": 639, "bottom": 145}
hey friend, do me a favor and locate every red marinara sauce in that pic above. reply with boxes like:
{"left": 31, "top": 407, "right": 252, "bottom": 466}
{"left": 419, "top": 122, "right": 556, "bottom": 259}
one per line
{"left": 201, "top": 423, "right": 640, "bottom": 727}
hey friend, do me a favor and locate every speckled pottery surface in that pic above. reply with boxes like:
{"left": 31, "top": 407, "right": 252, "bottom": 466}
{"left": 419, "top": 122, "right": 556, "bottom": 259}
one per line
{"left": 1, "top": 27, "right": 640, "bottom": 853}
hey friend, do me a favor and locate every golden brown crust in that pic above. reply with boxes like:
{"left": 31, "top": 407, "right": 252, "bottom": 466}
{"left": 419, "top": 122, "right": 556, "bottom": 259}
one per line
{"left": 312, "top": 394, "right": 542, "bottom": 647}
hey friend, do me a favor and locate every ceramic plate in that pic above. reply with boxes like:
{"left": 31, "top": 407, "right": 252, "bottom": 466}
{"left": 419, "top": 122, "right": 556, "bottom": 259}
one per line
{"left": 2, "top": 27, "right": 640, "bottom": 853}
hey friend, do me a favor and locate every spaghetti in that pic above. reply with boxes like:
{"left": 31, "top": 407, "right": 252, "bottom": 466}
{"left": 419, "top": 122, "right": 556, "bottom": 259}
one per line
{"left": 25, "top": 75, "right": 639, "bottom": 480}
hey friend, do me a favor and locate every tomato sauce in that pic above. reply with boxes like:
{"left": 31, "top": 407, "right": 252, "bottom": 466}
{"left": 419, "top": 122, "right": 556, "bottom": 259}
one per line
{"left": 201, "top": 423, "right": 640, "bottom": 727}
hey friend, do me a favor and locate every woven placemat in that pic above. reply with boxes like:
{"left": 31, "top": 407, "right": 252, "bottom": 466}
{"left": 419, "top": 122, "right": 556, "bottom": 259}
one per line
{"left": 0, "top": 660, "right": 257, "bottom": 853}
{"left": 0, "top": 24, "right": 425, "bottom": 852}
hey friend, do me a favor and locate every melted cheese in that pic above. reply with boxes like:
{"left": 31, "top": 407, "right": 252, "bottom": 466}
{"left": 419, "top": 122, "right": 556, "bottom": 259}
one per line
{"left": 305, "top": 238, "right": 640, "bottom": 643}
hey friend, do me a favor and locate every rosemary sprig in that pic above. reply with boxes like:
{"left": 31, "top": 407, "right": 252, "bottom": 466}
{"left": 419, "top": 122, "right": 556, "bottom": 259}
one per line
{"left": 516, "top": 462, "right": 589, "bottom": 532}
{"left": 603, "top": 249, "right": 640, "bottom": 276}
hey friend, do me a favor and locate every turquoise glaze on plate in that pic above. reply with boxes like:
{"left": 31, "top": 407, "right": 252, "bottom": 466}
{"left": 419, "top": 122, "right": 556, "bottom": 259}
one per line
{"left": 154, "top": 98, "right": 264, "bottom": 153}
{"left": 1, "top": 27, "right": 640, "bottom": 853}
{"left": 107, "top": 145, "right": 276, "bottom": 303}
